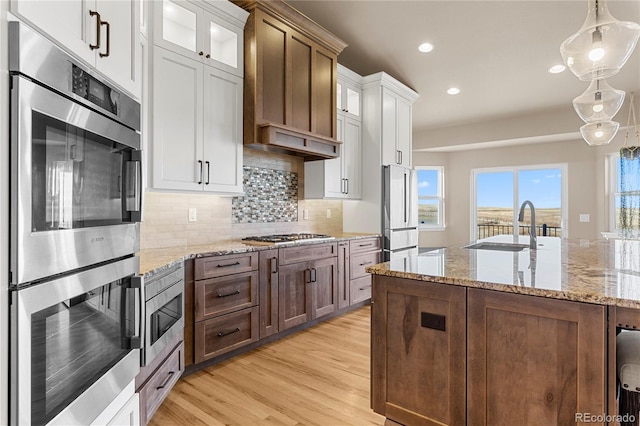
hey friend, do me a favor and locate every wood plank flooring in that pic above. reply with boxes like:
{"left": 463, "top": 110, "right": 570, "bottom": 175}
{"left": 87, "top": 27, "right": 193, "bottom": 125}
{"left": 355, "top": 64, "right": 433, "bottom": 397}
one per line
{"left": 149, "top": 306, "right": 385, "bottom": 426}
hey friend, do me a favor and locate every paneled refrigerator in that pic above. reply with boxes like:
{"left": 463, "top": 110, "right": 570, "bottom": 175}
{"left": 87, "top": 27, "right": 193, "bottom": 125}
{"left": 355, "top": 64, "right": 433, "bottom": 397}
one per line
{"left": 382, "top": 165, "right": 419, "bottom": 261}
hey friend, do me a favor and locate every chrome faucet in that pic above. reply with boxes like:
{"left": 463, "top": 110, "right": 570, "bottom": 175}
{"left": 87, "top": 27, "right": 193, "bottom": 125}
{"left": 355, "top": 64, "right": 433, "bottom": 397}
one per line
{"left": 518, "top": 200, "right": 537, "bottom": 249}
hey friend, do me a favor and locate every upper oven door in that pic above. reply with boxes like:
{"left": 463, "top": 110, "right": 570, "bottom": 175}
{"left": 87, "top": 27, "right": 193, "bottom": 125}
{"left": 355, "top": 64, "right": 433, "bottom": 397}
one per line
{"left": 10, "top": 75, "right": 143, "bottom": 285}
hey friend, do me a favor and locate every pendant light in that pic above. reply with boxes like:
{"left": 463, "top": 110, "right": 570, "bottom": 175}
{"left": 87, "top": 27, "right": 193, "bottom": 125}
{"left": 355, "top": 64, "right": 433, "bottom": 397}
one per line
{"left": 573, "top": 79, "right": 625, "bottom": 122}
{"left": 560, "top": 0, "right": 640, "bottom": 81}
{"left": 579, "top": 120, "right": 619, "bottom": 145}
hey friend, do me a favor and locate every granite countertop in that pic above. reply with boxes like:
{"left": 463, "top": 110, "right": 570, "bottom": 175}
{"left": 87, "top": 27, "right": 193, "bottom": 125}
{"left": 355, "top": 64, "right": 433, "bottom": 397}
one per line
{"left": 366, "top": 235, "right": 640, "bottom": 308}
{"left": 139, "top": 232, "right": 380, "bottom": 277}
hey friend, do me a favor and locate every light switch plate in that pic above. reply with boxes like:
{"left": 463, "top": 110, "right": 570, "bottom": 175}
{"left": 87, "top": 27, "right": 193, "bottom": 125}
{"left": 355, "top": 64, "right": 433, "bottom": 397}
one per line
{"left": 303, "top": 209, "right": 309, "bottom": 220}
{"left": 188, "top": 208, "right": 197, "bottom": 222}
{"left": 579, "top": 214, "right": 590, "bottom": 223}
{"left": 326, "top": 209, "right": 332, "bottom": 219}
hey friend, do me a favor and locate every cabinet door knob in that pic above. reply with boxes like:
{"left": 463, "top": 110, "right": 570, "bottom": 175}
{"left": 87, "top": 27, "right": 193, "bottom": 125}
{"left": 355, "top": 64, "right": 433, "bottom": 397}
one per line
{"left": 199, "top": 51, "right": 204, "bottom": 56}
{"left": 206, "top": 53, "right": 211, "bottom": 59}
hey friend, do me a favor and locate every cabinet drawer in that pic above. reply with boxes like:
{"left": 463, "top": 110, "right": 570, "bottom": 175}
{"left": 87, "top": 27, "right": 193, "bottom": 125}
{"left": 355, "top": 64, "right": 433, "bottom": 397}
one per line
{"left": 350, "top": 237, "right": 381, "bottom": 254}
{"left": 350, "top": 251, "right": 380, "bottom": 280}
{"left": 195, "top": 271, "right": 258, "bottom": 321}
{"left": 279, "top": 243, "right": 337, "bottom": 265}
{"left": 138, "top": 341, "right": 184, "bottom": 425}
{"left": 195, "top": 252, "right": 258, "bottom": 279}
{"left": 194, "top": 306, "right": 259, "bottom": 363}
{"left": 350, "top": 275, "right": 372, "bottom": 304}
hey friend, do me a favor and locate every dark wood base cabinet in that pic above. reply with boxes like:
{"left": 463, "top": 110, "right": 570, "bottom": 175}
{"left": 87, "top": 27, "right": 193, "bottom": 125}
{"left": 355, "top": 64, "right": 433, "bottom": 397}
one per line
{"left": 186, "top": 238, "right": 380, "bottom": 373}
{"left": 278, "top": 243, "right": 338, "bottom": 331}
{"left": 371, "top": 276, "right": 466, "bottom": 426}
{"left": 136, "top": 333, "right": 184, "bottom": 425}
{"left": 372, "top": 276, "right": 607, "bottom": 426}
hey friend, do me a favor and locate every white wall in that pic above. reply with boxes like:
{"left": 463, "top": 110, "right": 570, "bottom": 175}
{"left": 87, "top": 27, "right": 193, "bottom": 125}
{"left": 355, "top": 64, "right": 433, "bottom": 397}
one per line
{"left": 1, "top": 1, "right": 10, "bottom": 423}
{"left": 414, "top": 137, "right": 606, "bottom": 247}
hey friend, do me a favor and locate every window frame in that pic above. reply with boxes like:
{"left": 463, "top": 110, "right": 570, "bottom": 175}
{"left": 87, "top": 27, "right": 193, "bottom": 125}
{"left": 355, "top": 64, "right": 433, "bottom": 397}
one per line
{"left": 608, "top": 153, "right": 640, "bottom": 233}
{"left": 416, "top": 166, "right": 445, "bottom": 230}
{"left": 470, "top": 163, "right": 568, "bottom": 240}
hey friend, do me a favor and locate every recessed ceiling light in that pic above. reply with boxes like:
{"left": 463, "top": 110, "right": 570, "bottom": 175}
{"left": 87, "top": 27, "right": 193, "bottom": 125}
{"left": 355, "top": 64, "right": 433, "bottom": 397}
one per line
{"left": 418, "top": 42, "right": 434, "bottom": 53}
{"left": 548, "top": 64, "right": 566, "bottom": 74}
{"left": 447, "top": 87, "right": 460, "bottom": 95}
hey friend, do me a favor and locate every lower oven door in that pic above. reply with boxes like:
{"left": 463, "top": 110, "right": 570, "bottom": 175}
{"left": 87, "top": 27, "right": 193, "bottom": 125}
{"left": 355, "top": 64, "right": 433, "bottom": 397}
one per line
{"left": 144, "top": 278, "right": 185, "bottom": 366}
{"left": 10, "top": 256, "right": 143, "bottom": 426}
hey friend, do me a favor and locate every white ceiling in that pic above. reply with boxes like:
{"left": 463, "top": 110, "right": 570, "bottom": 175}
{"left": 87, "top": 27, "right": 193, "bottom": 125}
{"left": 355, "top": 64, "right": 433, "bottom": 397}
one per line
{"left": 287, "top": 0, "right": 640, "bottom": 141}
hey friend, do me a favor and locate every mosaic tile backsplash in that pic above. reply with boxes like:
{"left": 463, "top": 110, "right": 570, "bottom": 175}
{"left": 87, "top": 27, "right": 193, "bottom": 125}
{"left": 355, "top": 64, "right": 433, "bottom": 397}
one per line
{"left": 232, "top": 166, "right": 298, "bottom": 223}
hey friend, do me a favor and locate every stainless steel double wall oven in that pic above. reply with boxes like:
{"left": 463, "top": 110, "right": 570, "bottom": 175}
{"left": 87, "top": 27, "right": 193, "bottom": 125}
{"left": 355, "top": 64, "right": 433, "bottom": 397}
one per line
{"left": 9, "top": 22, "right": 143, "bottom": 425}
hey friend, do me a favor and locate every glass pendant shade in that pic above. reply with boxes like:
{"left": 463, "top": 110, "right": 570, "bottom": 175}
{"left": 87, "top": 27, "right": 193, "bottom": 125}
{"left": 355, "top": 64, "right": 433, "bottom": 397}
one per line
{"left": 560, "top": 0, "right": 640, "bottom": 81}
{"left": 573, "top": 79, "right": 625, "bottom": 122}
{"left": 579, "top": 120, "right": 619, "bottom": 145}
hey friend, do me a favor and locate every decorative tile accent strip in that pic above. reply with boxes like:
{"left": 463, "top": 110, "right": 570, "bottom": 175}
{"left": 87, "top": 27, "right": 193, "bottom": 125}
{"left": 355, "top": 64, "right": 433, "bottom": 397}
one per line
{"left": 232, "top": 166, "right": 298, "bottom": 223}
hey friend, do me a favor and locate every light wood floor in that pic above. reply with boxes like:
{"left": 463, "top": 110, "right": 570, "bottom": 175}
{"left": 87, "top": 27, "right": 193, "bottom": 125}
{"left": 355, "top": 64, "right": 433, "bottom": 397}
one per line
{"left": 149, "top": 306, "right": 385, "bottom": 426}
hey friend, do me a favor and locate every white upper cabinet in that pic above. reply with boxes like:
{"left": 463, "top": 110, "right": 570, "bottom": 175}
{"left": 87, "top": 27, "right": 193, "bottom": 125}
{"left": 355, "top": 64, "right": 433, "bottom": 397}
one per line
{"left": 362, "top": 73, "right": 418, "bottom": 168}
{"left": 154, "top": 0, "right": 244, "bottom": 77}
{"left": 305, "top": 65, "right": 362, "bottom": 200}
{"left": 148, "top": 1, "right": 247, "bottom": 194}
{"left": 11, "top": 0, "right": 141, "bottom": 99}
{"left": 337, "top": 68, "right": 361, "bottom": 120}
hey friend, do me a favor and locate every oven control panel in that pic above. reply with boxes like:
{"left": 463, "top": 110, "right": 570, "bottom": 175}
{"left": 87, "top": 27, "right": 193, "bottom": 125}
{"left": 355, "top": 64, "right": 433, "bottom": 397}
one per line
{"left": 71, "top": 64, "right": 120, "bottom": 116}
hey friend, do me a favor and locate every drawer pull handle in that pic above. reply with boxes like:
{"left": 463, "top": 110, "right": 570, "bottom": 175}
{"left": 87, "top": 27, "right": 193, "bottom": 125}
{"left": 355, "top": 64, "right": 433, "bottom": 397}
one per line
{"left": 359, "top": 243, "right": 373, "bottom": 247}
{"left": 217, "top": 327, "right": 240, "bottom": 338}
{"left": 359, "top": 261, "right": 373, "bottom": 266}
{"left": 156, "top": 371, "right": 175, "bottom": 390}
{"left": 359, "top": 285, "right": 372, "bottom": 290}
{"left": 218, "top": 261, "right": 240, "bottom": 268}
{"left": 217, "top": 290, "right": 240, "bottom": 298}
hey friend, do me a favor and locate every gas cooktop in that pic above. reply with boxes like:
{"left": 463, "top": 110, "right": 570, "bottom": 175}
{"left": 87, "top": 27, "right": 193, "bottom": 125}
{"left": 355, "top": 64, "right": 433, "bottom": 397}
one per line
{"left": 241, "top": 233, "right": 335, "bottom": 245}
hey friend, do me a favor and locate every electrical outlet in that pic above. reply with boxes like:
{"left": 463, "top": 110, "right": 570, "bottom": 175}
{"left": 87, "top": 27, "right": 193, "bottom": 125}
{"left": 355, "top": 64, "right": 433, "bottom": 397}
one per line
{"left": 326, "top": 209, "right": 332, "bottom": 219}
{"left": 188, "top": 208, "right": 197, "bottom": 222}
{"left": 303, "top": 209, "right": 309, "bottom": 220}
{"left": 579, "top": 214, "right": 590, "bottom": 223}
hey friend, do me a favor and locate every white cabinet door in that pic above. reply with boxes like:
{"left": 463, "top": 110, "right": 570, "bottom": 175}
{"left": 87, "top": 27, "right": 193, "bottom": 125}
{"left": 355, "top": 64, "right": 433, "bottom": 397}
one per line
{"left": 11, "top": 0, "right": 140, "bottom": 98}
{"left": 381, "top": 88, "right": 412, "bottom": 167}
{"left": 381, "top": 88, "right": 399, "bottom": 166}
{"left": 95, "top": 0, "right": 140, "bottom": 98}
{"left": 10, "top": 0, "right": 95, "bottom": 64}
{"left": 396, "top": 97, "right": 412, "bottom": 167}
{"left": 337, "top": 81, "right": 361, "bottom": 120}
{"left": 152, "top": 47, "right": 204, "bottom": 191}
{"left": 323, "top": 115, "right": 346, "bottom": 198}
{"left": 203, "top": 9, "right": 244, "bottom": 77}
{"left": 343, "top": 116, "right": 362, "bottom": 199}
{"left": 202, "top": 67, "right": 243, "bottom": 194}
{"left": 106, "top": 393, "right": 140, "bottom": 426}
{"left": 154, "top": 0, "right": 201, "bottom": 59}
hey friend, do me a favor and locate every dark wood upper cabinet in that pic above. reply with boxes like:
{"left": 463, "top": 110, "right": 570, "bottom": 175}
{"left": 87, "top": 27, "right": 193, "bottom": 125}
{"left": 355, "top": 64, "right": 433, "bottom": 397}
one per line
{"left": 234, "top": 0, "right": 347, "bottom": 160}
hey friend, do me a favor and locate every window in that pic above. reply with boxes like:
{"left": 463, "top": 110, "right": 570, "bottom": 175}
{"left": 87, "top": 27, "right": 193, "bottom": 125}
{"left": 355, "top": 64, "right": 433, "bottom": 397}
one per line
{"left": 472, "top": 165, "right": 567, "bottom": 240}
{"left": 416, "top": 166, "right": 444, "bottom": 229}
{"left": 609, "top": 153, "right": 640, "bottom": 234}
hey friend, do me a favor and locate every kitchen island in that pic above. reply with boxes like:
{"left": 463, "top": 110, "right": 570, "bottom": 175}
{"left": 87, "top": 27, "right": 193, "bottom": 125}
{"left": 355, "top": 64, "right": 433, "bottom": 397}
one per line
{"left": 367, "top": 236, "right": 640, "bottom": 426}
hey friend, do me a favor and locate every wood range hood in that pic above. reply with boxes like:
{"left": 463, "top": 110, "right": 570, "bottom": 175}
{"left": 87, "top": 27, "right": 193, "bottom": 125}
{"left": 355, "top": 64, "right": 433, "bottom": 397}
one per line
{"left": 234, "top": 0, "right": 348, "bottom": 161}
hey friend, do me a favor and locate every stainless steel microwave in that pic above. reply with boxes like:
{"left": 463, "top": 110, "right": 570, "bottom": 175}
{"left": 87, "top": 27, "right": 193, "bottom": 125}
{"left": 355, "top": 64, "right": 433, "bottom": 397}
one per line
{"left": 9, "top": 22, "right": 143, "bottom": 286}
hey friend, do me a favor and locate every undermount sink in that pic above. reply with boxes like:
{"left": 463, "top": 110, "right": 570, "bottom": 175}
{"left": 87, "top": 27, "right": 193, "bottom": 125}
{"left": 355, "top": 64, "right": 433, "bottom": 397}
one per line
{"left": 463, "top": 242, "right": 530, "bottom": 252}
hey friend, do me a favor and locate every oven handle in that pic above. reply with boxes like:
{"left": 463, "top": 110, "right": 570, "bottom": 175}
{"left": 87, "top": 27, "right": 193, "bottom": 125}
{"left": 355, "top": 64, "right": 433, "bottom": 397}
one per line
{"left": 121, "top": 275, "right": 143, "bottom": 349}
{"left": 125, "top": 149, "right": 143, "bottom": 221}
